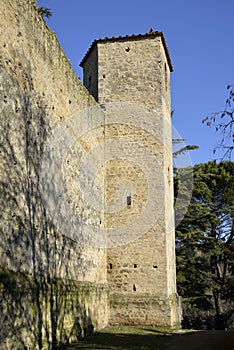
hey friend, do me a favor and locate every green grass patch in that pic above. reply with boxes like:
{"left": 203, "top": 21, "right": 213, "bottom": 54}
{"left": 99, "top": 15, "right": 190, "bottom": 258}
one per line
{"left": 56, "top": 325, "right": 192, "bottom": 350}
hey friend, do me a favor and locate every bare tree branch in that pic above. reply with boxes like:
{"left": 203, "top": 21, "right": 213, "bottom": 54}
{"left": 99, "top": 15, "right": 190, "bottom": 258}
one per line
{"left": 202, "top": 84, "right": 234, "bottom": 160}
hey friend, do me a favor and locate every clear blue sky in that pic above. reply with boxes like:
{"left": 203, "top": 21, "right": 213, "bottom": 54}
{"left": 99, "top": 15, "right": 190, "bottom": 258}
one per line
{"left": 37, "top": 0, "right": 234, "bottom": 165}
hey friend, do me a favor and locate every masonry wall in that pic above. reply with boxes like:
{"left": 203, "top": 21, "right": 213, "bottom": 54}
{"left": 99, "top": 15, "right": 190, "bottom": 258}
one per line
{"left": 97, "top": 36, "right": 170, "bottom": 109}
{"left": 83, "top": 35, "right": 180, "bottom": 327}
{"left": 0, "top": 0, "right": 108, "bottom": 348}
{"left": 83, "top": 46, "right": 98, "bottom": 101}
{"left": 0, "top": 270, "right": 108, "bottom": 350}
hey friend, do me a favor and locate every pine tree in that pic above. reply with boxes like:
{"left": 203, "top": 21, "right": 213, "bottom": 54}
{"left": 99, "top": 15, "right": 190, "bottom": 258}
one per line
{"left": 175, "top": 161, "right": 234, "bottom": 328}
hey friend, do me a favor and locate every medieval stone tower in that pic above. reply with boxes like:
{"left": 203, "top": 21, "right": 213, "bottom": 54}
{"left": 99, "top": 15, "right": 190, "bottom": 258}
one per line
{"left": 81, "top": 30, "right": 181, "bottom": 326}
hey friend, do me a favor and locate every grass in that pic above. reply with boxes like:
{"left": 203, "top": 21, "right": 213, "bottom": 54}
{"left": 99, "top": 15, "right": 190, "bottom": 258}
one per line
{"left": 56, "top": 326, "right": 234, "bottom": 349}
{"left": 56, "top": 325, "right": 193, "bottom": 350}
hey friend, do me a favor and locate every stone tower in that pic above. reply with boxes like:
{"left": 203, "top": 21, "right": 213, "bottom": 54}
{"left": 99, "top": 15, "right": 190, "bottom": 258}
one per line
{"left": 80, "top": 30, "right": 181, "bottom": 327}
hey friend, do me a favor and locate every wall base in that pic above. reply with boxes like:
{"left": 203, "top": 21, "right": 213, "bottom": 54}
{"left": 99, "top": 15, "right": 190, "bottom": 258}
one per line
{"left": 0, "top": 269, "right": 109, "bottom": 350}
{"left": 109, "top": 292, "right": 181, "bottom": 328}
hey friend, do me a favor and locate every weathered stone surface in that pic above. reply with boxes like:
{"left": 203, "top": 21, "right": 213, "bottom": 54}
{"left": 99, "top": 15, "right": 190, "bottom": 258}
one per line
{"left": 0, "top": 0, "right": 107, "bottom": 348}
{"left": 0, "top": 0, "right": 107, "bottom": 282}
{"left": 0, "top": 0, "right": 181, "bottom": 348}
{"left": 110, "top": 293, "right": 180, "bottom": 326}
{"left": 0, "top": 269, "right": 108, "bottom": 350}
{"left": 82, "top": 32, "right": 180, "bottom": 327}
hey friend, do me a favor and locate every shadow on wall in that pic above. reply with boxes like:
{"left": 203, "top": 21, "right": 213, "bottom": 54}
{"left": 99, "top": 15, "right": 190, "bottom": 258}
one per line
{"left": 0, "top": 270, "right": 95, "bottom": 349}
{"left": 0, "top": 65, "right": 94, "bottom": 349}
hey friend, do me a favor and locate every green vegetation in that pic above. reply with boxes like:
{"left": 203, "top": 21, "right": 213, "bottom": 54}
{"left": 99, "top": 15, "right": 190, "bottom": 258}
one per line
{"left": 175, "top": 161, "right": 234, "bottom": 329}
{"left": 56, "top": 326, "right": 234, "bottom": 350}
{"left": 38, "top": 7, "right": 52, "bottom": 19}
{"left": 56, "top": 325, "right": 191, "bottom": 350}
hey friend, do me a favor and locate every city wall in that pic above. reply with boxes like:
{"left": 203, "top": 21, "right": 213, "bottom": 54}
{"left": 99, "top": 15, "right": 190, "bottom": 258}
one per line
{"left": 0, "top": 0, "right": 108, "bottom": 348}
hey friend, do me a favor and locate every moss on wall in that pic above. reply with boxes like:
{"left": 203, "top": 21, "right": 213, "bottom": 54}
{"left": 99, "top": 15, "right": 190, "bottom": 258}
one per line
{"left": 0, "top": 268, "right": 108, "bottom": 349}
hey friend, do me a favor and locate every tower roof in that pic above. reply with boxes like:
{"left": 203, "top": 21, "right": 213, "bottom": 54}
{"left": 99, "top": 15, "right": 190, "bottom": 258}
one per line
{"left": 80, "top": 30, "right": 173, "bottom": 72}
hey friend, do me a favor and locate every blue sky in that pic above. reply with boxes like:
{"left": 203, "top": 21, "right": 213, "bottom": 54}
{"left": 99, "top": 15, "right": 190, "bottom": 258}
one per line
{"left": 37, "top": 0, "right": 234, "bottom": 165}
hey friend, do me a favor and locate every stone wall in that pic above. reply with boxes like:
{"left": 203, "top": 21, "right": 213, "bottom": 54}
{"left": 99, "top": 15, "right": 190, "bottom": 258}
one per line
{"left": 82, "top": 35, "right": 181, "bottom": 326}
{"left": 0, "top": 0, "right": 108, "bottom": 348}
{"left": 110, "top": 293, "right": 180, "bottom": 326}
{"left": 82, "top": 46, "right": 98, "bottom": 101}
{"left": 0, "top": 269, "right": 108, "bottom": 350}
{"left": 0, "top": 0, "right": 181, "bottom": 346}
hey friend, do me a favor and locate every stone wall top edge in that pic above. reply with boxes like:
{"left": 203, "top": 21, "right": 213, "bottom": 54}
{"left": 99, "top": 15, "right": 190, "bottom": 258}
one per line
{"left": 6, "top": 0, "right": 96, "bottom": 104}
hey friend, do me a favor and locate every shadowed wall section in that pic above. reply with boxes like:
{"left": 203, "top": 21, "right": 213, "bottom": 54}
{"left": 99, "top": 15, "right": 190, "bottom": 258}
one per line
{"left": 0, "top": 0, "right": 108, "bottom": 349}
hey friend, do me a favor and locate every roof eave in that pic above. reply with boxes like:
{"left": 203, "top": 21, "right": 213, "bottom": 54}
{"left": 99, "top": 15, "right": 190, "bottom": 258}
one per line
{"left": 80, "top": 31, "right": 173, "bottom": 72}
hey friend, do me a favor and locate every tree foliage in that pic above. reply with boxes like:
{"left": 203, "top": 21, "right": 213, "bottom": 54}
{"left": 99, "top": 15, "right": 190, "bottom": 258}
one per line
{"left": 175, "top": 161, "right": 234, "bottom": 328}
{"left": 38, "top": 7, "right": 52, "bottom": 19}
{"left": 202, "top": 85, "right": 234, "bottom": 160}
{"left": 173, "top": 139, "right": 199, "bottom": 158}
{"left": 172, "top": 110, "right": 199, "bottom": 159}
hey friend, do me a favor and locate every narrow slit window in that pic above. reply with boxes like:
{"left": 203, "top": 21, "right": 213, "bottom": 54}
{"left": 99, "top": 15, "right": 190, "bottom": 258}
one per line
{"left": 133, "top": 264, "right": 137, "bottom": 268}
{"left": 133, "top": 284, "right": 136, "bottom": 291}
{"left": 109, "top": 263, "right": 113, "bottom": 270}
{"left": 127, "top": 195, "right": 131, "bottom": 206}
